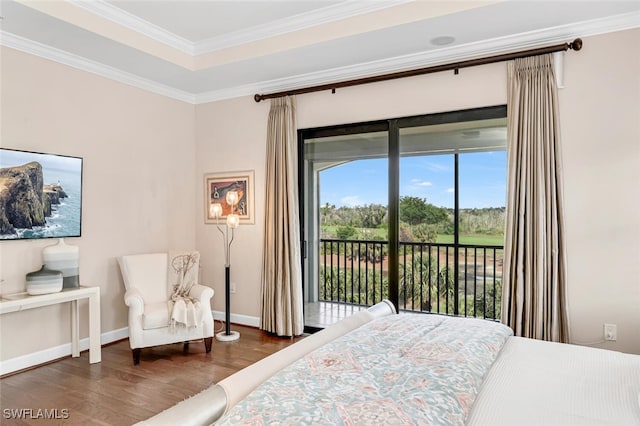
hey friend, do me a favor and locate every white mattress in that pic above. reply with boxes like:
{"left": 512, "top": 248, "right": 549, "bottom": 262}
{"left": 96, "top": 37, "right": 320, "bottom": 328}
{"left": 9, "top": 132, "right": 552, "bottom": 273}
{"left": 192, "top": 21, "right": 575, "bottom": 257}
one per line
{"left": 467, "top": 336, "right": 640, "bottom": 425}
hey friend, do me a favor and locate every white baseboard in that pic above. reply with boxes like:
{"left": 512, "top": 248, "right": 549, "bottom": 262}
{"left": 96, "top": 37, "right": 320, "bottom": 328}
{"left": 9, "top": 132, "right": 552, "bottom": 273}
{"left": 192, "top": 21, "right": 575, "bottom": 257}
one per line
{"left": 0, "top": 327, "right": 128, "bottom": 376}
{"left": 212, "top": 310, "right": 260, "bottom": 328}
{"left": 0, "top": 311, "right": 260, "bottom": 376}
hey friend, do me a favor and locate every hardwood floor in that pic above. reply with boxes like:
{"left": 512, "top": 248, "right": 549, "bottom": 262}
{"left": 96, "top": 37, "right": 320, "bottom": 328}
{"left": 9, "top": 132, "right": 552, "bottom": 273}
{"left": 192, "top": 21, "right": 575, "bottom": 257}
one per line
{"left": 0, "top": 324, "right": 304, "bottom": 425}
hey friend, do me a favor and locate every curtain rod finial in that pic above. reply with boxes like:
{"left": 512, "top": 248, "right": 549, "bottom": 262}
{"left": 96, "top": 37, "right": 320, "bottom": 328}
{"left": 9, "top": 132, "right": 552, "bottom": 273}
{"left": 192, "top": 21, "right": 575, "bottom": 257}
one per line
{"left": 570, "top": 38, "right": 583, "bottom": 51}
{"left": 254, "top": 94, "right": 264, "bottom": 103}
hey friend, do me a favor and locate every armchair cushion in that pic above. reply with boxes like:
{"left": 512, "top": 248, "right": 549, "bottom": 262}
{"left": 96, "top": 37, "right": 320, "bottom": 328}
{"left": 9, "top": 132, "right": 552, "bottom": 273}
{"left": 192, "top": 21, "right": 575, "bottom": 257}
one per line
{"left": 143, "top": 302, "right": 171, "bottom": 330}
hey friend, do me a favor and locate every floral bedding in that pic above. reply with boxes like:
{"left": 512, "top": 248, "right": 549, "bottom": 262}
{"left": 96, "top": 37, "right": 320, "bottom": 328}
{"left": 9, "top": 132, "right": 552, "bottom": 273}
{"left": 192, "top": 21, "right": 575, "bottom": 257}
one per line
{"left": 216, "top": 313, "right": 513, "bottom": 425}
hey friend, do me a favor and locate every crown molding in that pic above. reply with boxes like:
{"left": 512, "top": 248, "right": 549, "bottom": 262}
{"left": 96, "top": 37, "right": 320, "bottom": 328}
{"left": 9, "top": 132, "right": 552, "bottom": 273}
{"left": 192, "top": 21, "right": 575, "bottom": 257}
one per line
{"left": 359, "top": 10, "right": 640, "bottom": 75}
{"left": 3, "top": 11, "right": 638, "bottom": 105}
{"left": 68, "top": 0, "right": 411, "bottom": 56}
{"left": 69, "top": 0, "right": 195, "bottom": 54}
{"left": 193, "top": 0, "right": 412, "bottom": 55}
{"left": 0, "top": 31, "right": 196, "bottom": 104}
{"left": 196, "top": 10, "right": 640, "bottom": 104}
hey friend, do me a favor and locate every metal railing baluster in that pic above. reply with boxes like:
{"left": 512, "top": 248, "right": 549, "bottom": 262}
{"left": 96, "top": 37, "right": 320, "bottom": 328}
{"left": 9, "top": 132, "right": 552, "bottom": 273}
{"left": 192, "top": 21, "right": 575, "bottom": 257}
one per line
{"left": 317, "top": 238, "right": 503, "bottom": 320}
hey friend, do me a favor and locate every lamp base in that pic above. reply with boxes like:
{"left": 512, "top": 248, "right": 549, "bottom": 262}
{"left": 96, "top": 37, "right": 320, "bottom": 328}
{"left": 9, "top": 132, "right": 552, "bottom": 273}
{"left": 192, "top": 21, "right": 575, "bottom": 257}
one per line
{"left": 215, "top": 330, "right": 240, "bottom": 342}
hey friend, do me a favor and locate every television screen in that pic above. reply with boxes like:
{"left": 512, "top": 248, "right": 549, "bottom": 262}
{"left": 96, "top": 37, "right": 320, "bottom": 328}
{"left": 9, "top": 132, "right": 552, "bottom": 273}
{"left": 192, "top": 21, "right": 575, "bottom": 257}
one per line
{"left": 0, "top": 148, "right": 83, "bottom": 240}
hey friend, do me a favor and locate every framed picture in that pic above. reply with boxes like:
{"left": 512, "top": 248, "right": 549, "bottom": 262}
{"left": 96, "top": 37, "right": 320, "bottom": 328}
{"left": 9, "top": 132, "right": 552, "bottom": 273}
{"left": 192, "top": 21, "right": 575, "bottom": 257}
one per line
{"left": 204, "top": 170, "right": 255, "bottom": 225}
{"left": 1, "top": 148, "right": 83, "bottom": 240}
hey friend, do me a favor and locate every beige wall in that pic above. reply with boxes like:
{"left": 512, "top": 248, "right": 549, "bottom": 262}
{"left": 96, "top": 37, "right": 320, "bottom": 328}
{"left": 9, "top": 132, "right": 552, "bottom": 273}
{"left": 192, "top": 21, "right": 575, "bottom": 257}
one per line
{"left": 1, "top": 28, "right": 638, "bottom": 366}
{"left": 559, "top": 29, "right": 640, "bottom": 353}
{"left": 194, "top": 98, "right": 270, "bottom": 322}
{"left": 195, "top": 29, "right": 640, "bottom": 354}
{"left": 0, "top": 47, "right": 197, "bottom": 361}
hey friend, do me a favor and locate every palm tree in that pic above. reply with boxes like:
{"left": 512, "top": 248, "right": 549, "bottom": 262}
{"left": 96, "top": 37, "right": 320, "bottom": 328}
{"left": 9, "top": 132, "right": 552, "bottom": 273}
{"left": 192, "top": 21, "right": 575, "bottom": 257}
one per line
{"left": 398, "top": 246, "right": 459, "bottom": 314}
{"left": 398, "top": 252, "right": 438, "bottom": 311}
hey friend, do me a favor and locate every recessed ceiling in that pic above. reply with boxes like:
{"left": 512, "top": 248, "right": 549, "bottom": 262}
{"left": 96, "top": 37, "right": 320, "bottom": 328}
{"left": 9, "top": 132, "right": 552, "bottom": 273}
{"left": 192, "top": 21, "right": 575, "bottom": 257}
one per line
{"left": 1, "top": 0, "right": 638, "bottom": 104}
{"left": 106, "top": 0, "right": 347, "bottom": 42}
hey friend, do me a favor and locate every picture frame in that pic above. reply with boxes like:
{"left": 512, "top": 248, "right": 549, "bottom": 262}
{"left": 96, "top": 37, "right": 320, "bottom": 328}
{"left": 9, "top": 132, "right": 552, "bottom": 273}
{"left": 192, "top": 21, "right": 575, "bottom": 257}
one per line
{"left": 1, "top": 148, "right": 83, "bottom": 240}
{"left": 204, "top": 170, "right": 255, "bottom": 225}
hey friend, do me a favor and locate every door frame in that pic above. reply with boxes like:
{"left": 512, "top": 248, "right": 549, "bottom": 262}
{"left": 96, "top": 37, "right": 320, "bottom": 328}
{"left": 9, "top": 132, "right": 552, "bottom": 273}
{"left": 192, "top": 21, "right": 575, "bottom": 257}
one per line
{"left": 298, "top": 105, "right": 508, "bottom": 325}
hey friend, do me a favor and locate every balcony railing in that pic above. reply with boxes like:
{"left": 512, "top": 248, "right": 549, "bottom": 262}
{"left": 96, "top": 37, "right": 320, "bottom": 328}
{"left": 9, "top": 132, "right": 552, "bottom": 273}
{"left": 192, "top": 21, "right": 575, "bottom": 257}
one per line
{"left": 319, "top": 238, "right": 503, "bottom": 320}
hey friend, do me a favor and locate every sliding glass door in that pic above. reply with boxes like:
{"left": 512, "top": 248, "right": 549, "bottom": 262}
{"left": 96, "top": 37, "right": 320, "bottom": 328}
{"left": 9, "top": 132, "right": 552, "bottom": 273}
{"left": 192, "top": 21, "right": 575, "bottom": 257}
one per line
{"left": 300, "top": 106, "right": 507, "bottom": 330}
{"left": 397, "top": 116, "right": 507, "bottom": 318}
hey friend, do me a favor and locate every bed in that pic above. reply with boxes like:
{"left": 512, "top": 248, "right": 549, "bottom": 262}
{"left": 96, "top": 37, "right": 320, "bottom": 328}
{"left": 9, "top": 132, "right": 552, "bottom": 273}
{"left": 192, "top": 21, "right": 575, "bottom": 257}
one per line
{"left": 138, "top": 300, "right": 640, "bottom": 425}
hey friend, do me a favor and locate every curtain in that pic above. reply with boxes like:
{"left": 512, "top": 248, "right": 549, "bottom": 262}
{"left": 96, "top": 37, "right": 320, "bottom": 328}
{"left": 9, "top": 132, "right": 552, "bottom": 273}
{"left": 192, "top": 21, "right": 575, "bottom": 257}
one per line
{"left": 260, "top": 96, "right": 304, "bottom": 336}
{"left": 502, "top": 54, "right": 570, "bottom": 343}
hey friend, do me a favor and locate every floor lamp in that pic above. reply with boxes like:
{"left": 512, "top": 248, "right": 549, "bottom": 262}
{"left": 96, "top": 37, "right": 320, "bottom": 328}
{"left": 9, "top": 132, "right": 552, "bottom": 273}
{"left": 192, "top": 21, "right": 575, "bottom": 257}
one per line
{"left": 210, "top": 190, "right": 240, "bottom": 342}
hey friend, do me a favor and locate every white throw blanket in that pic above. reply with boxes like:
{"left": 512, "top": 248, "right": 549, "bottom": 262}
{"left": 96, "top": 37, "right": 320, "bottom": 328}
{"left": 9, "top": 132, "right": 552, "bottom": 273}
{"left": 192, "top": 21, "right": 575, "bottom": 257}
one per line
{"left": 167, "top": 251, "right": 203, "bottom": 330}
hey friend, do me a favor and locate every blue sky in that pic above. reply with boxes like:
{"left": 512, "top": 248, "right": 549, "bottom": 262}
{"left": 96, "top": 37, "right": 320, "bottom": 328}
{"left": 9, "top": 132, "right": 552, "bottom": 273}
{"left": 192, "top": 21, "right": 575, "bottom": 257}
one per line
{"left": 320, "top": 151, "right": 507, "bottom": 209}
{"left": 1, "top": 149, "right": 82, "bottom": 176}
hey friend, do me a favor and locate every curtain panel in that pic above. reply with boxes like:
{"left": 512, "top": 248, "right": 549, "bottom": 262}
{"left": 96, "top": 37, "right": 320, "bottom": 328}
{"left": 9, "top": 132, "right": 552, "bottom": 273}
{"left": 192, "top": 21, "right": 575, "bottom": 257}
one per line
{"left": 260, "top": 96, "right": 304, "bottom": 337}
{"left": 502, "top": 54, "right": 570, "bottom": 343}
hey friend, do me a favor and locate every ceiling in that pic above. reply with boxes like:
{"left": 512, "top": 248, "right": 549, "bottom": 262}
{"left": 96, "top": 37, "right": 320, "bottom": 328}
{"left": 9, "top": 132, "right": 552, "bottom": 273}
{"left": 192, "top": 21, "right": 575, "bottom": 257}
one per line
{"left": 1, "top": 0, "right": 639, "bottom": 104}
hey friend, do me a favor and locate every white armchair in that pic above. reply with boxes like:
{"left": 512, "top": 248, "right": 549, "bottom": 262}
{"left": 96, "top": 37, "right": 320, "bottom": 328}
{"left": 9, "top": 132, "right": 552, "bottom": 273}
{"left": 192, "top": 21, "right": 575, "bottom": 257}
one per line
{"left": 118, "top": 252, "right": 214, "bottom": 365}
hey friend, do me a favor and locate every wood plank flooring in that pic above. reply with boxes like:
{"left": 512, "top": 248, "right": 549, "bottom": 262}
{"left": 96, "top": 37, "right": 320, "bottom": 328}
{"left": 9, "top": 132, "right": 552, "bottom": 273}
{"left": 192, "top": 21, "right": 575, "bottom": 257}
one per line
{"left": 0, "top": 324, "right": 304, "bottom": 425}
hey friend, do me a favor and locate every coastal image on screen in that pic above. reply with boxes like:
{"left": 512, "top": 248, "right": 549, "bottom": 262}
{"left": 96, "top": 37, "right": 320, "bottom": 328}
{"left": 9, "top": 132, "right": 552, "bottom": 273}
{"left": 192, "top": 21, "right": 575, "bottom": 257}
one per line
{"left": 0, "top": 149, "right": 82, "bottom": 240}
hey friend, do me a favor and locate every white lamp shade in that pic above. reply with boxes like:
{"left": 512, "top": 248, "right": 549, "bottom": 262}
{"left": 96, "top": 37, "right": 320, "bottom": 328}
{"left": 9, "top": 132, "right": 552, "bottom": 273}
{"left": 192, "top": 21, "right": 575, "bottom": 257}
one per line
{"left": 226, "top": 190, "right": 239, "bottom": 206}
{"left": 227, "top": 214, "right": 240, "bottom": 229}
{"left": 210, "top": 203, "right": 223, "bottom": 218}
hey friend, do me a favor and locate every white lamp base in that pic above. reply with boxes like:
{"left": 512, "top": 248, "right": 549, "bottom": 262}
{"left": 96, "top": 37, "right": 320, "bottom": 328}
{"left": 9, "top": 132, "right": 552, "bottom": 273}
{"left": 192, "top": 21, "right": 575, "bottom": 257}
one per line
{"left": 215, "top": 330, "right": 240, "bottom": 342}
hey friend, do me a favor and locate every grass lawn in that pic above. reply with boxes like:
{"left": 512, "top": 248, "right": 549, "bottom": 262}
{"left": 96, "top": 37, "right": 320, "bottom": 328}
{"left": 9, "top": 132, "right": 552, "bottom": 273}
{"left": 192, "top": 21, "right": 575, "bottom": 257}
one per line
{"left": 436, "top": 234, "right": 504, "bottom": 246}
{"left": 321, "top": 226, "right": 503, "bottom": 246}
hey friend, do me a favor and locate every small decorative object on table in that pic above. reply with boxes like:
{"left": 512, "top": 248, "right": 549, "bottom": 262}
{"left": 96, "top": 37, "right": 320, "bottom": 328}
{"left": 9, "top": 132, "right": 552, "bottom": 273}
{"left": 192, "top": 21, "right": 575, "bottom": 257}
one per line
{"left": 43, "top": 238, "right": 79, "bottom": 288}
{"left": 26, "top": 265, "right": 63, "bottom": 295}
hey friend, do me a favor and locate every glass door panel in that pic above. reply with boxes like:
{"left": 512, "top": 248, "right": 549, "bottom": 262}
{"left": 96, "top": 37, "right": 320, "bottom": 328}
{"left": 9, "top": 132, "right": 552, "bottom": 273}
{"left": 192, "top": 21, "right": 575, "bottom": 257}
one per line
{"left": 397, "top": 118, "right": 507, "bottom": 317}
{"left": 303, "top": 129, "right": 388, "bottom": 329}
{"left": 458, "top": 151, "right": 507, "bottom": 318}
{"left": 398, "top": 149, "right": 454, "bottom": 313}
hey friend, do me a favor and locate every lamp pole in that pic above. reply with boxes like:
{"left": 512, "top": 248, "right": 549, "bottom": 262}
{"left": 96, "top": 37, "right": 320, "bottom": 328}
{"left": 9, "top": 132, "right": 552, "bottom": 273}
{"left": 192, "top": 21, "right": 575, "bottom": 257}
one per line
{"left": 210, "top": 190, "right": 240, "bottom": 342}
{"left": 224, "top": 265, "right": 231, "bottom": 335}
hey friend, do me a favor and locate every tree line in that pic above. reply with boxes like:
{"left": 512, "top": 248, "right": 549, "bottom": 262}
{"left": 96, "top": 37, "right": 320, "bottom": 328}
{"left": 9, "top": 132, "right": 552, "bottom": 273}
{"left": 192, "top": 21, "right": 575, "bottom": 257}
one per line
{"left": 321, "top": 196, "right": 505, "bottom": 243}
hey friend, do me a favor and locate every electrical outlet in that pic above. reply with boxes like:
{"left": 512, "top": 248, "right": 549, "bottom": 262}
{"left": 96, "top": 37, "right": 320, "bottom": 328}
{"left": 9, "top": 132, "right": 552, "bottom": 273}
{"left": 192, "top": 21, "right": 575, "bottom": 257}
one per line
{"left": 230, "top": 282, "right": 237, "bottom": 294}
{"left": 604, "top": 323, "right": 617, "bottom": 341}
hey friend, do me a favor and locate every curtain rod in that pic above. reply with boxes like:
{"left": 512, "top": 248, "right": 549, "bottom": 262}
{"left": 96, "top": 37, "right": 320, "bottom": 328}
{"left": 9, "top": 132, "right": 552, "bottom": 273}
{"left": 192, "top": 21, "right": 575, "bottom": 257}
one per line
{"left": 254, "top": 38, "right": 582, "bottom": 102}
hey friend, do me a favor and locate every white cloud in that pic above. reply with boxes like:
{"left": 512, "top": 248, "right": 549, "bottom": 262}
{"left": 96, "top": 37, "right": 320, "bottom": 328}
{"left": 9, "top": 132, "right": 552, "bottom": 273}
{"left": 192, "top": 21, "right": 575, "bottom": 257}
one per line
{"left": 421, "top": 161, "right": 450, "bottom": 173}
{"left": 341, "top": 195, "right": 362, "bottom": 207}
{"left": 410, "top": 178, "right": 432, "bottom": 187}
{"left": 446, "top": 188, "right": 455, "bottom": 193}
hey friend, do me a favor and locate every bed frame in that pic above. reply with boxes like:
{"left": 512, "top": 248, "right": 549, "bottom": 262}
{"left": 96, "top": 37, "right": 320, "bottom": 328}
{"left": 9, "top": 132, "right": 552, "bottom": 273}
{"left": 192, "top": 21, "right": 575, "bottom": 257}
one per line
{"left": 137, "top": 300, "right": 640, "bottom": 425}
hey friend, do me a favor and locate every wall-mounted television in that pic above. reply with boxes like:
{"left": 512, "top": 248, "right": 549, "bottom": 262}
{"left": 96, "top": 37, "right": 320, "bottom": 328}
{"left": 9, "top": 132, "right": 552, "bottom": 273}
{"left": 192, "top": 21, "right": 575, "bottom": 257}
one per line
{"left": 0, "top": 148, "right": 83, "bottom": 240}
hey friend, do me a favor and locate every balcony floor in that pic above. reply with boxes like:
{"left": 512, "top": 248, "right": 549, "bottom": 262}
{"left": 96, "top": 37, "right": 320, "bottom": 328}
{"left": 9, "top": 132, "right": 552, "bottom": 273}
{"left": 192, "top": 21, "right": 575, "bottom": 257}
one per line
{"left": 304, "top": 301, "right": 367, "bottom": 329}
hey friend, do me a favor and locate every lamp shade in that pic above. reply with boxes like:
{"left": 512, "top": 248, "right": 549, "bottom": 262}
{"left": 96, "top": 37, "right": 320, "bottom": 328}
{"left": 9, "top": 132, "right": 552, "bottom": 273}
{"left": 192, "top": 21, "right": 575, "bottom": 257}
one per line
{"left": 210, "top": 203, "right": 223, "bottom": 218}
{"left": 227, "top": 214, "right": 240, "bottom": 229}
{"left": 226, "top": 190, "right": 239, "bottom": 206}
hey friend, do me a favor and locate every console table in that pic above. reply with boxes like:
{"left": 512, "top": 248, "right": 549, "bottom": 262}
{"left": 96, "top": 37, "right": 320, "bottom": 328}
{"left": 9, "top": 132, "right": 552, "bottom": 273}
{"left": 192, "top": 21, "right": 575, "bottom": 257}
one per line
{"left": 0, "top": 286, "right": 101, "bottom": 364}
